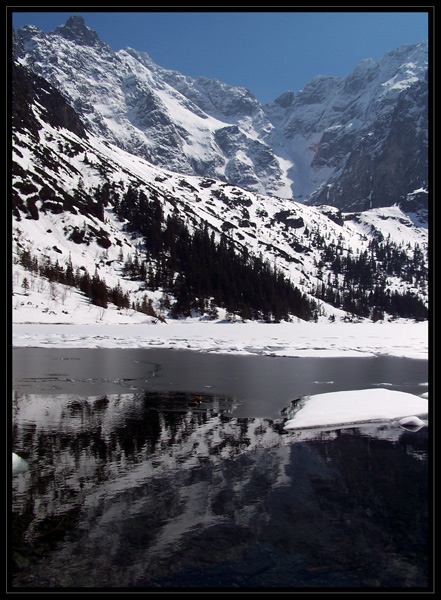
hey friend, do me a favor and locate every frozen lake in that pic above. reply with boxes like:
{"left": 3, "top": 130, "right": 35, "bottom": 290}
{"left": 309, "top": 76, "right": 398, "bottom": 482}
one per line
{"left": 11, "top": 348, "right": 430, "bottom": 590}
{"left": 12, "top": 347, "right": 428, "bottom": 419}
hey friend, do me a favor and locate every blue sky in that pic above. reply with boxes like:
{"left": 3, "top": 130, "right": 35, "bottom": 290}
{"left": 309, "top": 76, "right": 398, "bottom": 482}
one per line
{"left": 11, "top": 9, "right": 430, "bottom": 104}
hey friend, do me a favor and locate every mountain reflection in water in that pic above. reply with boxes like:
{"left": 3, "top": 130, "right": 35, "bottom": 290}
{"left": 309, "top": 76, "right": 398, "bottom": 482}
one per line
{"left": 11, "top": 390, "right": 429, "bottom": 590}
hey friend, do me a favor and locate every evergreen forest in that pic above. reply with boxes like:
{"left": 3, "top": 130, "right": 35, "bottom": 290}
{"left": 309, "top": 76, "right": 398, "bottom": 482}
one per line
{"left": 14, "top": 182, "right": 428, "bottom": 322}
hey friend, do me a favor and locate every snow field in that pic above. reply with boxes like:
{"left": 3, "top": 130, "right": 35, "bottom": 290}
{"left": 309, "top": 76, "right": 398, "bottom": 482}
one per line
{"left": 12, "top": 319, "right": 428, "bottom": 360}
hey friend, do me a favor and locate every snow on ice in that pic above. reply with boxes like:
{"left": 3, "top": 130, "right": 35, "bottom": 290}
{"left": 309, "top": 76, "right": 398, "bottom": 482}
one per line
{"left": 12, "top": 319, "right": 428, "bottom": 360}
{"left": 283, "top": 388, "right": 428, "bottom": 431}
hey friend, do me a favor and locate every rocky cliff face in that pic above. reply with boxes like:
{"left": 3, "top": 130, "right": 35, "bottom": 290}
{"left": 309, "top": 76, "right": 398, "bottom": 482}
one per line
{"left": 264, "top": 43, "right": 428, "bottom": 216}
{"left": 301, "top": 69, "right": 428, "bottom": 214}
{"left": 13, "top": 15, "right": 428, "bottom": 217}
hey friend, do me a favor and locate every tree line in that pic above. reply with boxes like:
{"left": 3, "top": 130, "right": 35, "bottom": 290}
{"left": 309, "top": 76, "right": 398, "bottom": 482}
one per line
{"left": 313, "top": 232, "right": 428, "bottom": 320}
{"left": 14, "top": 182, "right": 317, "bottom": 322}
{"left": 16, "top": 247, "right": 133, "bottom": 311}
{"left": 113, "top": 184, "right": 316, "bottom": 322}
{"left": 14, "top": 179, "right": 428, "bottom": 322}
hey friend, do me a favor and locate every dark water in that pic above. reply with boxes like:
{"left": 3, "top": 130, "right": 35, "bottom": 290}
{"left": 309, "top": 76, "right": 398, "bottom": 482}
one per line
{"left": 10, "top": 349, "right": 430, "bottom": 590}
{"left": 12, "top": 347, "right": 428, "bottom": 419}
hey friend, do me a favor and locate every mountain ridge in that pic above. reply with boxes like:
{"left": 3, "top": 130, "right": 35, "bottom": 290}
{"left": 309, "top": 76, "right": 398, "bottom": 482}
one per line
{"left": 11, "top": 57, "right": 429, "bottom": 324}
{"left": 13, "top": 16, "right": 428, "bottom": 216}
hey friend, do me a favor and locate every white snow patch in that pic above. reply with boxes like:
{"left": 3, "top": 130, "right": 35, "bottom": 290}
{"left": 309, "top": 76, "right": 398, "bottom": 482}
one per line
{"left": 12, "top": 452, "right": 29, "bottom": 475}
{"left": 398, "top": 415, "right": 427, "bottom": 429}
{"left": 284, "top": 388, "right": 428, "bottom": 430}
{"left": 12, "top": 319, "right": 428, "bottom": 360}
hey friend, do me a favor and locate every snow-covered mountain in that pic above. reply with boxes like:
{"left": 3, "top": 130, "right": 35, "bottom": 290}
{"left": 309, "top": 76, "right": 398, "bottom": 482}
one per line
{"left": 265, "top": 44, "right": 429, "bottom": 214}
{"left": 13, "top": 15, "right": 428, "bottom": 216}
{"left": 11, "top": 55, "right": 428, "bottom": 325}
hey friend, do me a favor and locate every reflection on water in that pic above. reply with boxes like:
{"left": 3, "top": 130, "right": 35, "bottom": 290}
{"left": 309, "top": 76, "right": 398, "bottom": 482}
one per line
{"left": 11, "top": 389, "right": 429, "bottom": 590}
{"left": 12, "top": 348, "right": 429, "bottom": 420}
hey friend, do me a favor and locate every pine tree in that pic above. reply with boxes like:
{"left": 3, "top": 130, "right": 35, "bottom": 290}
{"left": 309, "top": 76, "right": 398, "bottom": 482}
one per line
{"left": 90, "top": 270, "right": 108, "bottom": 308}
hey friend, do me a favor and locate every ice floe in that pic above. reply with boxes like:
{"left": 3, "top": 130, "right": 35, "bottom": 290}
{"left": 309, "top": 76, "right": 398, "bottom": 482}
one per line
{"left": 398, "top": 415, "right": 427, "bottom": 430}
{"left": 283, "top": 388, "right": 428, "bottom": 431}
{"left": 12, "top": 452, "right": 29, "bottom": 475}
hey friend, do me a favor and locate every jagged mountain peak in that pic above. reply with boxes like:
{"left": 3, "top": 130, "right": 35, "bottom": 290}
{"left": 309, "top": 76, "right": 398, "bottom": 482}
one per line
{"left": 273, "top": 90, "right": 295, "bottom": 109}
{"left": 13, "top": 16, "right": 428, "bottom": 216}
{"left": 50, "top": 14, "right": 104, "bottom": 47}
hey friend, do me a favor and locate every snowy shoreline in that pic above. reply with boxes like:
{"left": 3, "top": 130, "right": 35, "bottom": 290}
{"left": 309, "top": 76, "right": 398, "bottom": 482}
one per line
{"left": 12, "top": 320, "right": 429, "bottom": 432}
{"left": 12, "top": 319, "right": 428, "bottom": 360}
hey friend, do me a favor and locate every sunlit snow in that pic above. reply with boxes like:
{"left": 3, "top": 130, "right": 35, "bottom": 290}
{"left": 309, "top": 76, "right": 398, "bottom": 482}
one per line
{"left": 12, "top": 320, "right": 428, "bottom": 360}
{"left": 283, "top": 388, "right": 428, "bottom": 430}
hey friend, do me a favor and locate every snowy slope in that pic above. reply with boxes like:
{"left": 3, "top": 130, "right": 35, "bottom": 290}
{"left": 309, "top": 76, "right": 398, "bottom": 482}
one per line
{"left": 11, "top": 21, "right": 429, "bottom": 327}
{"left": 13, "top": 16, "right": 428, "bottom": 209}
{"left": 264, "top": 42, "right": 429, "bottom": 208}
{"left": 14, "top": 17, "right": 290, "bottom": 198}
{"left": 11, "top": 67, "right": 428, "bottom": 326}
